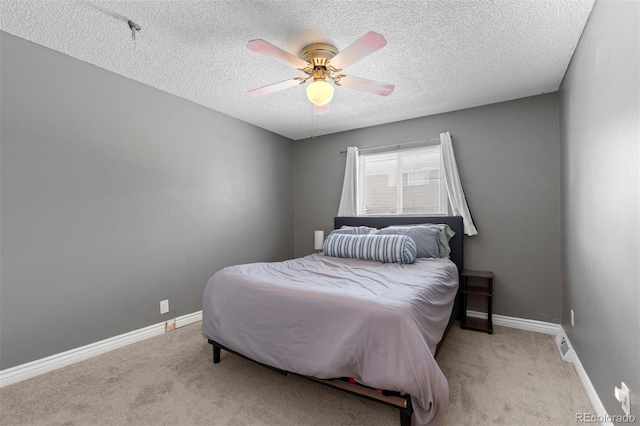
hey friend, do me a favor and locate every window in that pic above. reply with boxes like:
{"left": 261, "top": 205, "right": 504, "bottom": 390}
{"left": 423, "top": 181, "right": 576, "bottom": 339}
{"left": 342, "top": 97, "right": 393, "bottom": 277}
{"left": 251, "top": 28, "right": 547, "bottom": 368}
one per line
{"left": 357, "top": 144, "right": 448, "bottom": 215}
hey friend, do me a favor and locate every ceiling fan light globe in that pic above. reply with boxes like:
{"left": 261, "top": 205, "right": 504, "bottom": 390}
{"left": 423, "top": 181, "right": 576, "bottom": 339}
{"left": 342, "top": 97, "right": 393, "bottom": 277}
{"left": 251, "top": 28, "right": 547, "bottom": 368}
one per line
{"left": 306, "top": 80, "right": 334, "bottom": 106}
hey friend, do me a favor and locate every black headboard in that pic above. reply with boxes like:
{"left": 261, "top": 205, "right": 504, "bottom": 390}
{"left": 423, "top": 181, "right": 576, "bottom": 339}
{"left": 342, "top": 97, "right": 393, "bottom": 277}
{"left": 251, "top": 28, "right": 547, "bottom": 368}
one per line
{"left": 334, "top": 216, "right": 464, "bottom": 271}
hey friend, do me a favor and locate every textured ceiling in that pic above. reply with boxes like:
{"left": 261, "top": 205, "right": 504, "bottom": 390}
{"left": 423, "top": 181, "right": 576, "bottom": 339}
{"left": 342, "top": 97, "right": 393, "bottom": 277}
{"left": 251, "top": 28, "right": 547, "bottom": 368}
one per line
{"left": 0, "top": 0, "right": 595, "bottom": 141}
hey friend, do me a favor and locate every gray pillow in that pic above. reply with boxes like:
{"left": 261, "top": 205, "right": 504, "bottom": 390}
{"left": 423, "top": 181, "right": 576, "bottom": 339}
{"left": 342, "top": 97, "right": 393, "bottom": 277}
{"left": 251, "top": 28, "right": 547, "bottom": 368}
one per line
{"left": 328, "top": 225, "right": 378, "bottom": 236}
{"left": 377, "top": 225, "right": 440, "bottom": 258}
{"left": 425, "top": 224, "right": 455, "bottom": 258}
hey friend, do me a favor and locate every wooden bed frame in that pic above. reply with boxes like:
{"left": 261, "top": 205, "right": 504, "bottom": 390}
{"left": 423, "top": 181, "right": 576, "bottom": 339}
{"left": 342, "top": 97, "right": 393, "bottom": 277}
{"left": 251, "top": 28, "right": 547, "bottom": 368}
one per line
{"left": 207, "top": 216, "right": 464, "bottom": 426}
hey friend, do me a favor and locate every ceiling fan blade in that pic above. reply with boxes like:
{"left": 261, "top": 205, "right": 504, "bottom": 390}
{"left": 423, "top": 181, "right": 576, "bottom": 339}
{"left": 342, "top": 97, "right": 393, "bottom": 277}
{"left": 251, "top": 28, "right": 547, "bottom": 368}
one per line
{"left": 330, "top": 32, "right": 387, "bottom": 70}
{"left": 338, "top": 76, "right": 395, "bottom": 96}
{"left": 313, "top": 104, "right": 330, "bottom": 115}
{"left": 248, "top": 78, "right": 302, "bottom": 97}
{"left": 247, "top": 39, "right": 309, "bottom": 69}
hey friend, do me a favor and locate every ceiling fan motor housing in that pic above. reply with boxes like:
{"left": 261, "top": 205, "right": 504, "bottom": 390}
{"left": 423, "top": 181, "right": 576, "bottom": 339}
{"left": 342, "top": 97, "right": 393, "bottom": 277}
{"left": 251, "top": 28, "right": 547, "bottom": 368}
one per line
{"left": 300, "top": 43, "right": 339, "bottom": 68}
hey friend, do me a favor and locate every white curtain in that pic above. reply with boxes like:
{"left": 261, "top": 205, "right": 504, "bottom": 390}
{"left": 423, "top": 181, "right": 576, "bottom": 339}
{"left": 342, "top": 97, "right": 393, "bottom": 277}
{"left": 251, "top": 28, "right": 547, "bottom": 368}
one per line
{"left": 441, "top": 132, "right": 478, "bottom": 236}
{"left": 337, "top": 146, "right": 359, "bottom": 216}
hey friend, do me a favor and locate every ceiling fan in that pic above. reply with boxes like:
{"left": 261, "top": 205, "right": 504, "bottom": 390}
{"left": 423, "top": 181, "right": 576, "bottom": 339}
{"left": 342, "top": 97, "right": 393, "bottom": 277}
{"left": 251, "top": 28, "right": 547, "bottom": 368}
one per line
{"left": 247, "top": 31, "right": 395, "bottom": 114}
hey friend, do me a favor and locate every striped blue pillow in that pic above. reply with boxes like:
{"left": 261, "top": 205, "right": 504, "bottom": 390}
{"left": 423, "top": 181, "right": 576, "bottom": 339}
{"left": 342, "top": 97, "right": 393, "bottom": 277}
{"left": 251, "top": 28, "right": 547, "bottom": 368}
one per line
{"left": 323, "top": 234, "right": 417, "bottom": 264}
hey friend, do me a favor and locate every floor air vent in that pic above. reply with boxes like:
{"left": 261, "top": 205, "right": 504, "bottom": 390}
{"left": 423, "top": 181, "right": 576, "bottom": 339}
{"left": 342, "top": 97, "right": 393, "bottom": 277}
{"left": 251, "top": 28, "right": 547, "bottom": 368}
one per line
{"left": 555, "top": 332, "right": 575, "bottom": 362}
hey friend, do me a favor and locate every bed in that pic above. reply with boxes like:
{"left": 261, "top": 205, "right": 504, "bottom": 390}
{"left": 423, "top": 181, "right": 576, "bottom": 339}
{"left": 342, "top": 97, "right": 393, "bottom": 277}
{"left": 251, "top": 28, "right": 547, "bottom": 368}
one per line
{"left": 202, "top": 216, "right": 464, "bottom": 425}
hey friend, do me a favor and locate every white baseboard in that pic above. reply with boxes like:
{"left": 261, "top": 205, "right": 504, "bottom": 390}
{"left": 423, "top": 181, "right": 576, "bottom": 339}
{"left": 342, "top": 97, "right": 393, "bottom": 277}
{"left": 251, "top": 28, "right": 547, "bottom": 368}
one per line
{"left": 465, "top": 310, "right": 610, "bottom": 426}
{"left": 466, "top": 310, "right": 563, "bottom": 335}
{"left": 562, "top": 332, "right": 613, "bottom": 426}
{"left": 175, "top": 310, "right": 203, "bottom": 328}
{"left": 0, "top": 310, "right": 203, "bottom": 388}
{"left": 1, "top": 308, "right": 612, "bottom": 426}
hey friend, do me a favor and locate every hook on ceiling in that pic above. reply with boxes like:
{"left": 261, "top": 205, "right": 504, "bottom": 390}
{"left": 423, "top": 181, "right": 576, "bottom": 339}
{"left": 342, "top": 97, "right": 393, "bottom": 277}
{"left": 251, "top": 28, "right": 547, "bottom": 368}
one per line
{"left": 82, "top": 2, "right": 142, "bottom": 41}
{"left": 128, "top": 20, "right": 141, "bottom": 40}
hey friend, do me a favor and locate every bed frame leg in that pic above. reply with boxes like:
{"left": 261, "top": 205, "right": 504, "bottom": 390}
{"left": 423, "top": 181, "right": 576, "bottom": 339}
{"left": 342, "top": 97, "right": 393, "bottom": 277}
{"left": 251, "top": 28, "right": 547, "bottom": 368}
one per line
{"left": 211, "top": 342, "right": 221, "bottom": 364}
{"left": 399, "top": 408, "right": 411, "bottom": 426}
{"left": 399, "top": 397, "right": 413, "bottom": 426}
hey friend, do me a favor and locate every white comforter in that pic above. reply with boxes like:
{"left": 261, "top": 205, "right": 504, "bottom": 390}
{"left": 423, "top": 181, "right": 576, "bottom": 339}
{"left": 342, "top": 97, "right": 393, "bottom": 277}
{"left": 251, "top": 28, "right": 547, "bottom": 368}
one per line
{"left": 202, "top": 253, "right": 458, "bottom": 425}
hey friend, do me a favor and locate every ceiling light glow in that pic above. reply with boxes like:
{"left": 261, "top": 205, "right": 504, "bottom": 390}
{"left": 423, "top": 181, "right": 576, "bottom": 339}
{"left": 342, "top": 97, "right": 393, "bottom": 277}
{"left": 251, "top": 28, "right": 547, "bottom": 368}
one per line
{"left": 306, "top": 80, "right": 334, "bottom": 106}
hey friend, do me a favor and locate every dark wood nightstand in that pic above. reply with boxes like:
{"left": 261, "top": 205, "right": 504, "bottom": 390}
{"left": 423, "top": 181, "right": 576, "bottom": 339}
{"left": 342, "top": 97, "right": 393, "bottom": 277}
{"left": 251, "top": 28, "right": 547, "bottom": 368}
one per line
{"left": 460, "top": 269, "right": 494, "bottom": 334}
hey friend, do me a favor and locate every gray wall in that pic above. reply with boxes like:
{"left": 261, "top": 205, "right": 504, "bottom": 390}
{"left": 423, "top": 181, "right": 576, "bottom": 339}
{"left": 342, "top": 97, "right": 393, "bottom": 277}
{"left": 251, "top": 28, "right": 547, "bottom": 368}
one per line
{"left": 0, "top": 32, "right": 294, "bottom": 370}
{"left": 559, "top": 0, "right": 639, "bottom": 418}
{"left": 294, "top": 93, "right": 562, "bottom": 322}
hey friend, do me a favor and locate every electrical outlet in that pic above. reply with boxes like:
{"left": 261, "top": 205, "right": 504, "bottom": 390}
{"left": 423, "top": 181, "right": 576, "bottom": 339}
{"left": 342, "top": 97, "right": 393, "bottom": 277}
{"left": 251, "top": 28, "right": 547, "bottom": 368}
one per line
{"left": 160, "top": 299, "right": 169, "bottom": 315}
{"left": 571, "top": 309, "right": 575, "bottom": 326}
{"left": 165, "top": 319, "right": 176, "bottom": 332}
{"left": 615, "top": 382, "right": 631, "bottom": 416}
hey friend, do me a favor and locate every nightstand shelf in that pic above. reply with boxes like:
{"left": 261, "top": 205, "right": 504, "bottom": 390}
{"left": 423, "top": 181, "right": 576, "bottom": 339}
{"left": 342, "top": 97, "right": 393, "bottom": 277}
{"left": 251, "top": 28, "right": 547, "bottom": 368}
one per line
{"left": 460, "top": 269, "right": 494, "bottom": 334}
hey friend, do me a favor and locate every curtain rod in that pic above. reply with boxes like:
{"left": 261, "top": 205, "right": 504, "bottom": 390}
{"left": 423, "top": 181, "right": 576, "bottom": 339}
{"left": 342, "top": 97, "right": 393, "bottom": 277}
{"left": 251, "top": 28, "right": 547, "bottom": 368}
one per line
{"left": 339, "top": 136, "right": 441, "bottom": 155}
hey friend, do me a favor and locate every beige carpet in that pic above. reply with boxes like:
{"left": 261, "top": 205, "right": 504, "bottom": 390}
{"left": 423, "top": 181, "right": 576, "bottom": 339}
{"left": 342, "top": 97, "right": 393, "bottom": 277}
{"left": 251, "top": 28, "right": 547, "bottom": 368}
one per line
{"left": 0, "top": 322, "right": 593, "bottom": 425}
